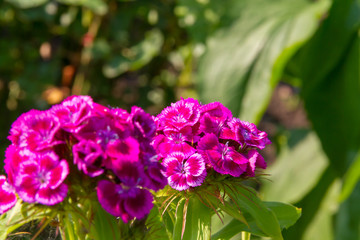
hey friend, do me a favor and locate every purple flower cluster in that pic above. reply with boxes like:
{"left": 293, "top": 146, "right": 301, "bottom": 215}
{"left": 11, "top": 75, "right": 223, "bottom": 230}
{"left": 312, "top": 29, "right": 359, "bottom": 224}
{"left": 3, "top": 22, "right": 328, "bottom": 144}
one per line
{"left": 154, "top": 98, "right": 271, "bottom": 191}
{"left": 1, "top": 96, "right": 167, "bottom": 223}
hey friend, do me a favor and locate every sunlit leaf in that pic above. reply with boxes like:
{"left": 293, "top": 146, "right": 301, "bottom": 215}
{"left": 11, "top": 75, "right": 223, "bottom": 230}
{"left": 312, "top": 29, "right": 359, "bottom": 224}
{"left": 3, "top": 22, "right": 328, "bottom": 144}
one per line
{"left": 211, "top": 201, "right": 301, "bottom": 240}
{"left": 262, "top": 131, "right": 329, "bottom": 203}
{"left": 339, "top": 151, "right": 360, "bottom": 202}
{"left": 224, "top": 184, "right": 284, "bottom": 240}
{"left": 198, "top": 0, "right": 330, "bottom": 123}
{"left": 173, "top": 197, "right": 211, "bottom": 240}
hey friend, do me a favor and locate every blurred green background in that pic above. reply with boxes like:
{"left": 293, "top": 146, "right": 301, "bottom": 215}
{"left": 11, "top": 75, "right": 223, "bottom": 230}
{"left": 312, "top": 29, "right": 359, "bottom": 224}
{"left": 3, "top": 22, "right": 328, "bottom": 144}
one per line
{"left": 1, "top": 0, "right": 360, "bottom": 239}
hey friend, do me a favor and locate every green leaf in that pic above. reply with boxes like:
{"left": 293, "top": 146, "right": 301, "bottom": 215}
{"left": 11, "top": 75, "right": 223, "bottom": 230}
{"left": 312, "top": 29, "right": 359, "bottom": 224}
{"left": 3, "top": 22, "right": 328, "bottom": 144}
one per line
{"left": 198, "top": 0, "right": 330, "bottom": 123}
{"left": 211, "top": 202, "right": 301, "bottom": 240}
{"left": 103, "top": 29, "right": 164, "bottom": 78}
{"left": 5, "top": 0, "right": 48, "bottom": 8}
{"left": 302, "top": 180, "right": 341, "bottom": 240}
{"left": 89, "top": 202, "right": 121, "bottom": 240}
{"left": 173, "top": 197, "right": 211, "bottom": 240}
{"left": 339, "top": 150, "right": 360, "bottom": 202}
{"left": 262, "top": 130, "right": 329, "bottom": 203}
{"left": 294, "top": 0, "right": 360, "bottom": 174}
{"left": 145, "top": 206, "right": 172, "bottom": 240}
{"left": 335, "top": 181, "right": 360, "bottom": 240}
{"left": 283, "top": 166, "right": 337, "bottom": 240}
{"left": 224, "top": 184, "right": 283, "bottom": 240}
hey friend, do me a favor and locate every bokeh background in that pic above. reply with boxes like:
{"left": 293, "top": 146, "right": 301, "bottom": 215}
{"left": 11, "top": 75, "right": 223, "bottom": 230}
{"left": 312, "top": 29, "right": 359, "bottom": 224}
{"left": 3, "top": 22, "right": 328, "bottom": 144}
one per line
{"left": 1, "top": 0, "right": 360, "bottom": 239}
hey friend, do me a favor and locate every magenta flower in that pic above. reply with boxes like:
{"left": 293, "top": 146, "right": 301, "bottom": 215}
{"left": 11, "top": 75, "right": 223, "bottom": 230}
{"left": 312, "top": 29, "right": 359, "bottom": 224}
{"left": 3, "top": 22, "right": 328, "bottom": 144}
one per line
{"left": 245, "top": 149, "right": 267, "bottom": 177}
{"left": 153, "top": 132, "right": 195, "bottom": 158}
{"left": 97, "top": 180, "right": 153, "bottom": 223}
{"left": 0, "top": 176, "right": 17, "bottom": 214}
{"left": 199, "top": 102, "right": 232, "bottom": 135}
{"left": 131, "top": 106, "right": 156, "bottom": 139}
{"left": 222, "top": 118, "right": 271, "bottom": 149}
{"left": 97, "top": 161, "right": 154, "bottom": 222}
{"left": 162, "top": 152, "right": 206, "bottom": 191}
{"left": 50, "top": 95, "right": 94, "bottom": 133}
{"left": 15, "top": 151, "right": 69, "bottom": 205}
{"left": 17, "top": 110, "right": 63, "bottom": 152}
{"left": 198, "top": 134, "right": 248, "bottom": 177}
{"left": 73, "top": 140, "right": 104, "bottom": 177}
{"left": 156, "top": 98, "right": 201, "bottom": 131}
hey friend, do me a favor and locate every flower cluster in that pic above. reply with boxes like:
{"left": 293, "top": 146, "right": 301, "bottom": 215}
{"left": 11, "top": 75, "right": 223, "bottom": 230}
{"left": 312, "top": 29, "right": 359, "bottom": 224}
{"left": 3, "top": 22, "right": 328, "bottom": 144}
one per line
{"left": 0, "top": 96, "right": 167, "bottom": 223}
{"left": 153, "top": 98, "right": 271, "bottom": 191}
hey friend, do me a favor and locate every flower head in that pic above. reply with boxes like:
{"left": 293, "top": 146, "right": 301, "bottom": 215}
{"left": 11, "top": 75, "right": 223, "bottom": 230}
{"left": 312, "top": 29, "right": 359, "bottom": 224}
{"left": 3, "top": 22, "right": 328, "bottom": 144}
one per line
{"left": 154, "top": 98, "right": 271, "bottom": 191}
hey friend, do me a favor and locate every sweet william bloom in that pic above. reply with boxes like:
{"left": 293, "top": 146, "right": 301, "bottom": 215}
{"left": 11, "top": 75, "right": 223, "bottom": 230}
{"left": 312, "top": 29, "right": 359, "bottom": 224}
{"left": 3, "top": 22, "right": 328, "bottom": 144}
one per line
{"left": 198, "top": 133, "right": 248, "bottom": 177}
{"left": 0, "top": 175, "right": 17, "bottom": 214}
{"left": 156, "top": 98, "right": 201, "bottom": 131}
{"left": 15, "top": 151, "right": 69, "bottom": 205}
{"left": 18, "top": 110, "right": 63, "bottom": 152}
{"left": 199, "top": 102, "right": 232, "bottom": 136}
{"left": 97, "top": 180, "right": 153, "bottom": 223}
{"left": 97, "top": 161, "right": 153, "bottom": 222}
{"left": 50, "top": 95, "right": 94, "bottom": 133}
{"left": 162, "top": 152, "right": 206, "bottom": 191}
{"left": 130, "top": 106, "right": 156, "bottom": 139}
{"left": 221, "top": 118, "right": 271, "bottom": 149}
{"left": 73, "top": 140, "right": 104, "bottom": 177}
{"left": 245, "top": 149, "right": 267, "bottom": 177}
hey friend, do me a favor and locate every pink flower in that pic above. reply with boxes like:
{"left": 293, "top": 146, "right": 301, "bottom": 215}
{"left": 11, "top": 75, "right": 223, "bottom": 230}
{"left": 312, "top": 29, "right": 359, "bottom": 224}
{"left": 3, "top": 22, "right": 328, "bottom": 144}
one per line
{"left": 15, "top": 151, "right": 69, "bottom": 205}
{"left": 221, "top": 119, "right": 271, "bottom": 149}
{"left": 162, "top": 152, "right": 206, "bottom": 191}
{"left": 50, "top": 95, "right": 94, "bottom": 133}
{"left": 97, "top": 161, "right": 154, "bottom": 222}
{"left": 73, "top": 140, "right": 104, "bottom": 177}
{"left": 198, "top": 134, "right": 248, "bottom": 177}
{"left": 156, "top": 98, "right": 201, "bottom": 131}
{"left": 245, "top": 149, "right": 267, "bottom": 177}
{"left": 0, "top": 176, "right": 17, "bottom": 214}
{"left": 17, "top": 110, "right": 63, "bottom": 152}
{"left": 199, "top": 102, "right": 232, "bottom": 135}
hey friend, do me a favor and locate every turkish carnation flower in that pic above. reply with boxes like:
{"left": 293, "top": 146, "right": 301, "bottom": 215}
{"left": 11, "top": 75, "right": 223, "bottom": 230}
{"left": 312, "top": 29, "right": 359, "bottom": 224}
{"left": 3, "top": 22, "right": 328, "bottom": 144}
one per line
{"left": 18, "top": 110, "right": 63, "bottom": 152}
{"left": 97, "top": 161, "right": 154, "bottom": 222}
{"left": 162, "top": 152, "right": 206, "bottom": 191}
{"left": 50, "top": 95, "right": 94, "bottom": 132}
{"left": 0, "top": 176, "right": 17, "bottom": 214}
{"left": 221, "top": 118, "right": 271, "bottom": 149}
{"left": 73, "top": 140, "right": 104, "bottom": 177}
{"left": 15, "top": 151, "right": 69, "bottom": 205}
{"left": 157, "top": 98, "right": 201, "bottom": 131}
{"left": 154, "top": 98, "right": 271, "bottom": 191}
{"left": 198, "top": 133, "right": 248, "bottom": 177}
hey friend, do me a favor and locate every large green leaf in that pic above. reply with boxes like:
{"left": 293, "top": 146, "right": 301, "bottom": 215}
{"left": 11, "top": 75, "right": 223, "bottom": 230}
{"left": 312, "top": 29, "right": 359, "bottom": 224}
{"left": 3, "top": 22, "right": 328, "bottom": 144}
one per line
{"left": 211, "top": 202, "right": 301, "bottom": 240}
{"left": 262, "top": 131, "right": 328, "bottom": 203}
{"left": 335, "top": 182, "right": 360, "bottom": 240}
{"left": 198, "top": 0, "right": 330, "bottom": 123}
{"left": 339, "top": 150, "right": 360, "bottom": 202}
{"left": 173, "top": 197, "right": 211, "bottom": 240}
{"left": 302, "top": 180, "right": 341, "bottom": 240}
{"left": 294, "top": 0, "right": 360, "bottom": 175}
{"left": 223, "top": 184, "right": 284, "bottom": 240}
